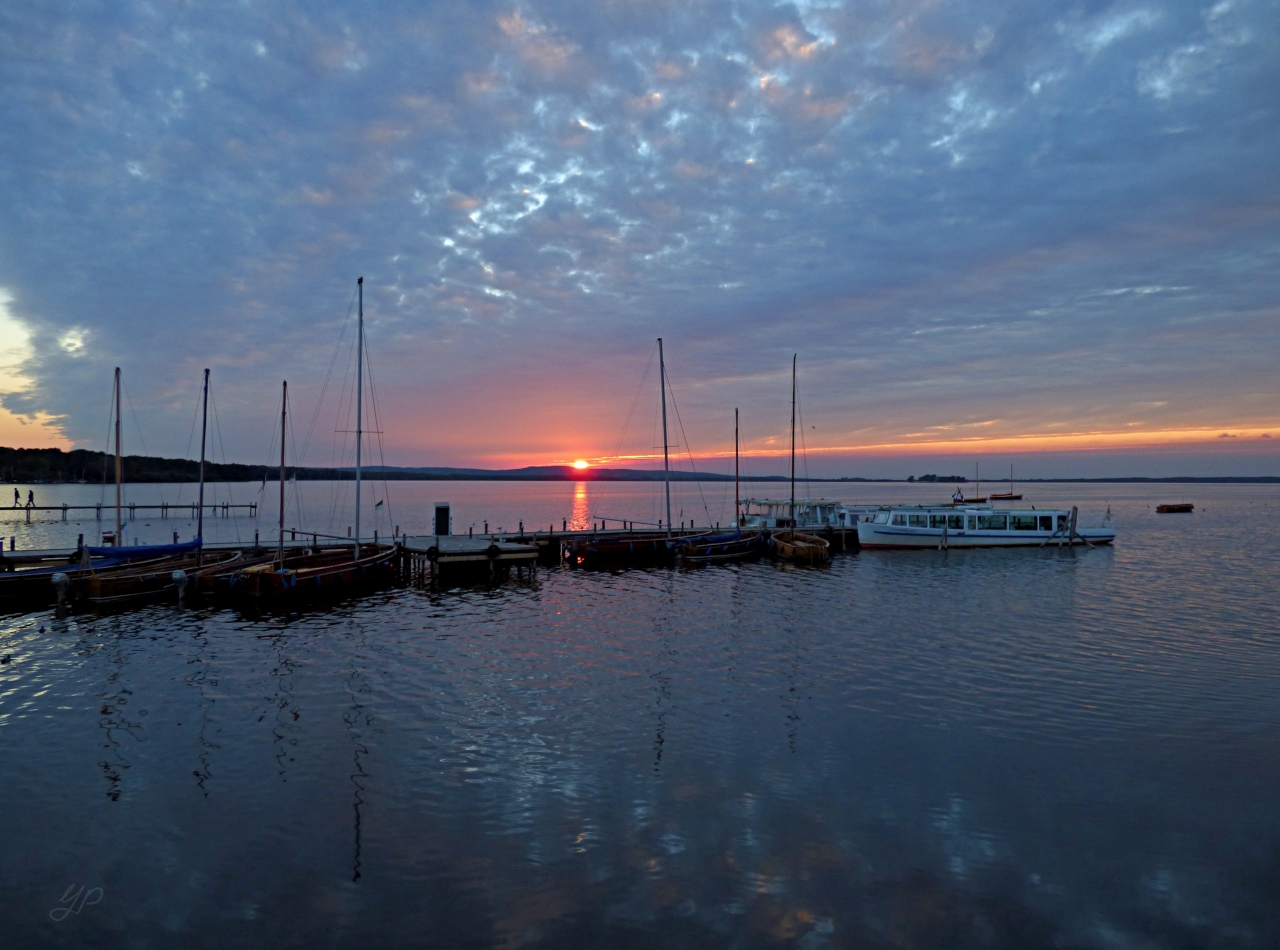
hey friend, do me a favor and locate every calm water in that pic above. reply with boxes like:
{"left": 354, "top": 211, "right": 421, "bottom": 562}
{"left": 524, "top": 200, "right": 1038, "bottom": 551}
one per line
{"left": 2, "top": 482, "right": 1278, "bottom": 948}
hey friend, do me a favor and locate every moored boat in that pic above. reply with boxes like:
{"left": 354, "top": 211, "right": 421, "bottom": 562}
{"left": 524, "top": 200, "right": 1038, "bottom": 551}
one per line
{"left": 78, "top": 549, "right": 245, "bottom": 608}
{"left": 235, "top": 545, "right": 397, "bottom": 599}
{"left": 770, "top": 530, "right": 830, "bottom": 563}
{"left": 565, "top": 530, "right": 684, "bottom": 567}
{"left": 671, "top": 529, "right": 763, "bottom": 564}
{"left": 765, "top": 357, "right": 832, "bottom": 565}
{"left": 1156, "top": 503, "right": 1194, "bottom": 513}
{"left": 858, "top": 505, "right": 1115, "bottom": 549}
{"left": 234, "top": 279, "right": 399, "bottom": 604}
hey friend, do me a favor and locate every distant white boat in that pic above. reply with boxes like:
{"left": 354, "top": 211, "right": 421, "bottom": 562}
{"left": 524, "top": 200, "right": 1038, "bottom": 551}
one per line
{"left": 857, "top": 505, "right": 1115, "bottom": 549}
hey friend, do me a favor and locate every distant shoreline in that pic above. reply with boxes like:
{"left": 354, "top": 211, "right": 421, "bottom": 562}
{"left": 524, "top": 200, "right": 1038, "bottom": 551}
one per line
{"left": 3, "top": 447, "right": 1275, "bottom": 484}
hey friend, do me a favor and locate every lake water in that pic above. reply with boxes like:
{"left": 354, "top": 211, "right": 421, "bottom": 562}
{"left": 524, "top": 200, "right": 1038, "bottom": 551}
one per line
{"left": 2, "top": 481, "right": 1278, "bottom": 948}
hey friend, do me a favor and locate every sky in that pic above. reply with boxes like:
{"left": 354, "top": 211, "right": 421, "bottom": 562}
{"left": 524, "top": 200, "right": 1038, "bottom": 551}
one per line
{"left": 1, "top": 0, "right": 1277, "bottom": 479}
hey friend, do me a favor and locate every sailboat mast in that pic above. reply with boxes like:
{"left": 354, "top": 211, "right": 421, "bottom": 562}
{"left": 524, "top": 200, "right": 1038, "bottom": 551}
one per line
{"left": 734, "top": 408, "right": 740, "bottom": 527}
{"left": 790, "top": 355, "right": 796, "bottom": 526}
{"left": 355, "top": 277, "right": 363, "bottom": 557}
{"left": 198, "top": 368, "right": 208, "bottom": 563}
{"left": 658, "top": 337, "right": 671, "bottom": 538}
{"left": 114, "top": 367, "right": 122, "bottom": 544}
{"left": 279, "top": 381, "right": 287, "bottom": 562}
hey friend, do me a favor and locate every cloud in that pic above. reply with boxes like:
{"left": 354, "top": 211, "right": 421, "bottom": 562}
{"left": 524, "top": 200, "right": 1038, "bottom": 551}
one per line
{"left": 0, "top": 0, "right": 1275, "bottom": 473}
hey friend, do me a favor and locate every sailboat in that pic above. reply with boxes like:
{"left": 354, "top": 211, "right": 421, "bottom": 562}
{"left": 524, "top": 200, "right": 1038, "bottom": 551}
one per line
{"left": 235, "top": 278, "right": 397, "bottom": 601}
{"left": 566, "top": 337, "right": 703, "bottom": 567}
{"left": 989, "top": 464, "right": 1023, "bottom": 501}
{"left": 769, "top": 356, "right": 829, "bottom": 564}
{"left": 77, "top": 368, "right": 248, "bottom": 608}
{"left": 670, "top": 408, "right": 763, "bottom": 564}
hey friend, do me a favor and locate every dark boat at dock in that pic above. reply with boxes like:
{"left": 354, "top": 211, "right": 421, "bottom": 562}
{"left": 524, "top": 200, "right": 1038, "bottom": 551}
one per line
{"left": 671, "top": 529, "right": 763, "bottom": 564}
{"left": 234, "top": 545, "right": 398, "bottom": 599}
{"left": 1156, "top": 503, "right": 1194, "bottom": 513}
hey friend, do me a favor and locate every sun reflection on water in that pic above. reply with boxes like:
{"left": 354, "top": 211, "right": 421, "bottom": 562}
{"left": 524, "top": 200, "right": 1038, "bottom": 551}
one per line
{"left": 569, "top": 482, "right": 590, "bottom": 531}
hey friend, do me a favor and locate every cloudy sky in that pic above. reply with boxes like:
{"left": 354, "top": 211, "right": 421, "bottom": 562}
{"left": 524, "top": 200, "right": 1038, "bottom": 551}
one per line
{"left": 1, "top": 0, "right": 1277, "bottom": 477}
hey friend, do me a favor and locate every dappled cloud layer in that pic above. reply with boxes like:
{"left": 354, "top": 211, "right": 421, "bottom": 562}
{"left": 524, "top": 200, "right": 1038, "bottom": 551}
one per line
{"left": 0, "top": 0, "right": 1277, "bottom": 475}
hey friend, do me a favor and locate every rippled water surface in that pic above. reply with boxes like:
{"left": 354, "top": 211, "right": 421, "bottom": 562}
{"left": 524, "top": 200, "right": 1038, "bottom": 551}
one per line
{"left": 2, "top": 482, "right": 1278, "bottom": 948}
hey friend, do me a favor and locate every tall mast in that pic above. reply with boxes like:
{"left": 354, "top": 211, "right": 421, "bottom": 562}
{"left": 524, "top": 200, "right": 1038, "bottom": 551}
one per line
{"left": 198, "top": 367, "right": 209, "bottom": 563}
{"left": 114, "top": 367, "right": 122, "bottom": 544}
{"left": 734, "top": 407, "right": 740, "bottom": 527}
{"left": 790, "top": 355, "right": 796, "bottom": 527}
{"left": 355, "top": 277, "right": 363, "bottom": 558}
{"left": 658, "top": 337, "right": 671, "bottom": 538}
{"left": 279, "top": 380, "right": 287, "bottom": 562}
{"left": 976, "top": 461, "right": 980, "bottom": 502}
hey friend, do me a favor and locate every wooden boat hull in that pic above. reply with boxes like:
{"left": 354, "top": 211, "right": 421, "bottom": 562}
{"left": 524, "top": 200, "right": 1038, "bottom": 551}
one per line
{"left": 80, "top": 551, "right": 245, "bottom": 607}
{"left": 770, "top": 531, "right": 830, "bottom": 563}
{"left": 674, "top": 531, "right": 763, "bottom": 564}
{"left": 988, "top": 493, "right": 1022, "bottom": 500}
{"left": 1156, "top": 504, "right": 1194, "bottom": 513}
{"left": 565, "top": 533, "right": 679, "bottom": 567}
{"left": 235, "top": 546, "right": 398, "bottom": 600}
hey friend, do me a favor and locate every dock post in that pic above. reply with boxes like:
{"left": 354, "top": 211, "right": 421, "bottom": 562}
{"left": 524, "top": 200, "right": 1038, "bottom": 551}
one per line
{"left": 96, "top": 503, "right": 101, "bottom": 520}
{"left": 563, "top": 519, "right": 567, "bottom": 531}
{"left": 25, "top": 507, "right": 30, "bottom": 524}
{"left": 484, "top": 521, "right": 489, "bottom": 534}
{"left": 62, "top": 503, "right": 67, "bottom": 522}
{"left": 9, "top": 537, "right": 14, "bottom": 551}
{"left": 129, "top": 503, "right": 135, "bottom": 518}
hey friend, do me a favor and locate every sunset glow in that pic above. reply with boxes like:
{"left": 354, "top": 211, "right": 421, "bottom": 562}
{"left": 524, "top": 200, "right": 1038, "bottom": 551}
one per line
{"left": 573, "top": 460, "right": 589, "bottom": 470}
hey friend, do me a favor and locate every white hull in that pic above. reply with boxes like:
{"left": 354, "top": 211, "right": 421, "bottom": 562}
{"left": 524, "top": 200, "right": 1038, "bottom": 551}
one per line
{"left": 858, "top": 525, "right": 1114, "bottom": 548}
{"left": 857, "top": 505, "right": 1115, "bottom": 549}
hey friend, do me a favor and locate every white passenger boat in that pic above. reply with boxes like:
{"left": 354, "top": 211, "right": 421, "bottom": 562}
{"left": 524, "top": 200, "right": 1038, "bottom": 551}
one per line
{"left": 856, "top": 505, "right": 1115, "bottom": 549}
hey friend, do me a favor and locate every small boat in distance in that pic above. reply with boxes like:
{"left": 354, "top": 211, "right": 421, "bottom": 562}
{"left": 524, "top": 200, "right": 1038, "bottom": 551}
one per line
{"left": 1156, "top": 503, "right": 1194, "bottom": 513}
{"left": 989, "top": 464, "right": 1023, "bottom": 501}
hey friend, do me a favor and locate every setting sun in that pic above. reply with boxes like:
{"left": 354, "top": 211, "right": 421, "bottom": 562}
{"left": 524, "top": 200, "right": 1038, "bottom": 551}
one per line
{"left": 573, "top": 460, "right": 589, "bottom": 469}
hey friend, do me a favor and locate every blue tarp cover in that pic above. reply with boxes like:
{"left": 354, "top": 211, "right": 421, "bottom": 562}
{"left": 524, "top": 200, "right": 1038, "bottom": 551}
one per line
{"left": 85, "top": 538, "right": 202, "bottom": 559}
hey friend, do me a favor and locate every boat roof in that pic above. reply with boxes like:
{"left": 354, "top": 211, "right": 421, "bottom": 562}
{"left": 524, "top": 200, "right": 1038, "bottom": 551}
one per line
{"left": 742, "top": 498, "right": 844, "bottom": 505}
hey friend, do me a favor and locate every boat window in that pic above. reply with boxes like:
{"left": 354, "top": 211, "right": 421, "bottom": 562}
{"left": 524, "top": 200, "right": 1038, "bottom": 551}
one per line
{"left": 948, "top": 515, "right": 964, "bottom": 529}
{"left": 966, "top": 516, "right": 976, "bottom": 530}
{"left": 929, "top": 515, "right": 947, "bottom": 528}
{"left": 1010, "top": 515, "right": 1038, "bottom": 531}
{"left": 1039, "top": 515, "right": 1053, "bottom": 531}
{"left": 908, "top": 514, "right": 927, "bottom": 527}
{"left": 891, "top": 514, "right": 906, "bottom": 526}
{"left": 874, "top": 512, "right": 890, "bottom": 525}
{"left": 977, "top": 514, "right": 1007, "bottom": 530}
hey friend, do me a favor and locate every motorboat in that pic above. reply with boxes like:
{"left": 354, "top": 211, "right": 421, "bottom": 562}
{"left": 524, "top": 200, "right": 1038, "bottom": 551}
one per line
{"left": 857, "top": 505, "right": 1115, "bottom": 549}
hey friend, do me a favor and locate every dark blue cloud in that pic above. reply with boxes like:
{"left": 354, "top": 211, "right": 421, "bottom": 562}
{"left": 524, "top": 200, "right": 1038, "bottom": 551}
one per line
{"left": 0, "top": 0, "right": 1276, "bottom": 469}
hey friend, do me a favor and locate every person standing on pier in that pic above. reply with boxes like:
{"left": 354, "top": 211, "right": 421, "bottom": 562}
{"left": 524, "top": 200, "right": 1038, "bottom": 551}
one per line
{"left": 26, "top": 489, "right": 34, "bottom": 509}
{"left": 12, "top": 487, "right": 18, "bottom": 507}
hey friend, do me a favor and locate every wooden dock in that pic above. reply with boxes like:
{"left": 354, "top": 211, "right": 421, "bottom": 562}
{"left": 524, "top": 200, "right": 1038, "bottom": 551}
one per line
{"left": 0, "top": 502, "right": 257, "bottom": 524}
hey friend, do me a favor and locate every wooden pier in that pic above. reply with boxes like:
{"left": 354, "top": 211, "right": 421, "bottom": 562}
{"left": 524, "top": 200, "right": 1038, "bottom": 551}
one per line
{"left": 1, "top": 503, "right": 257, "bottom": 524}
